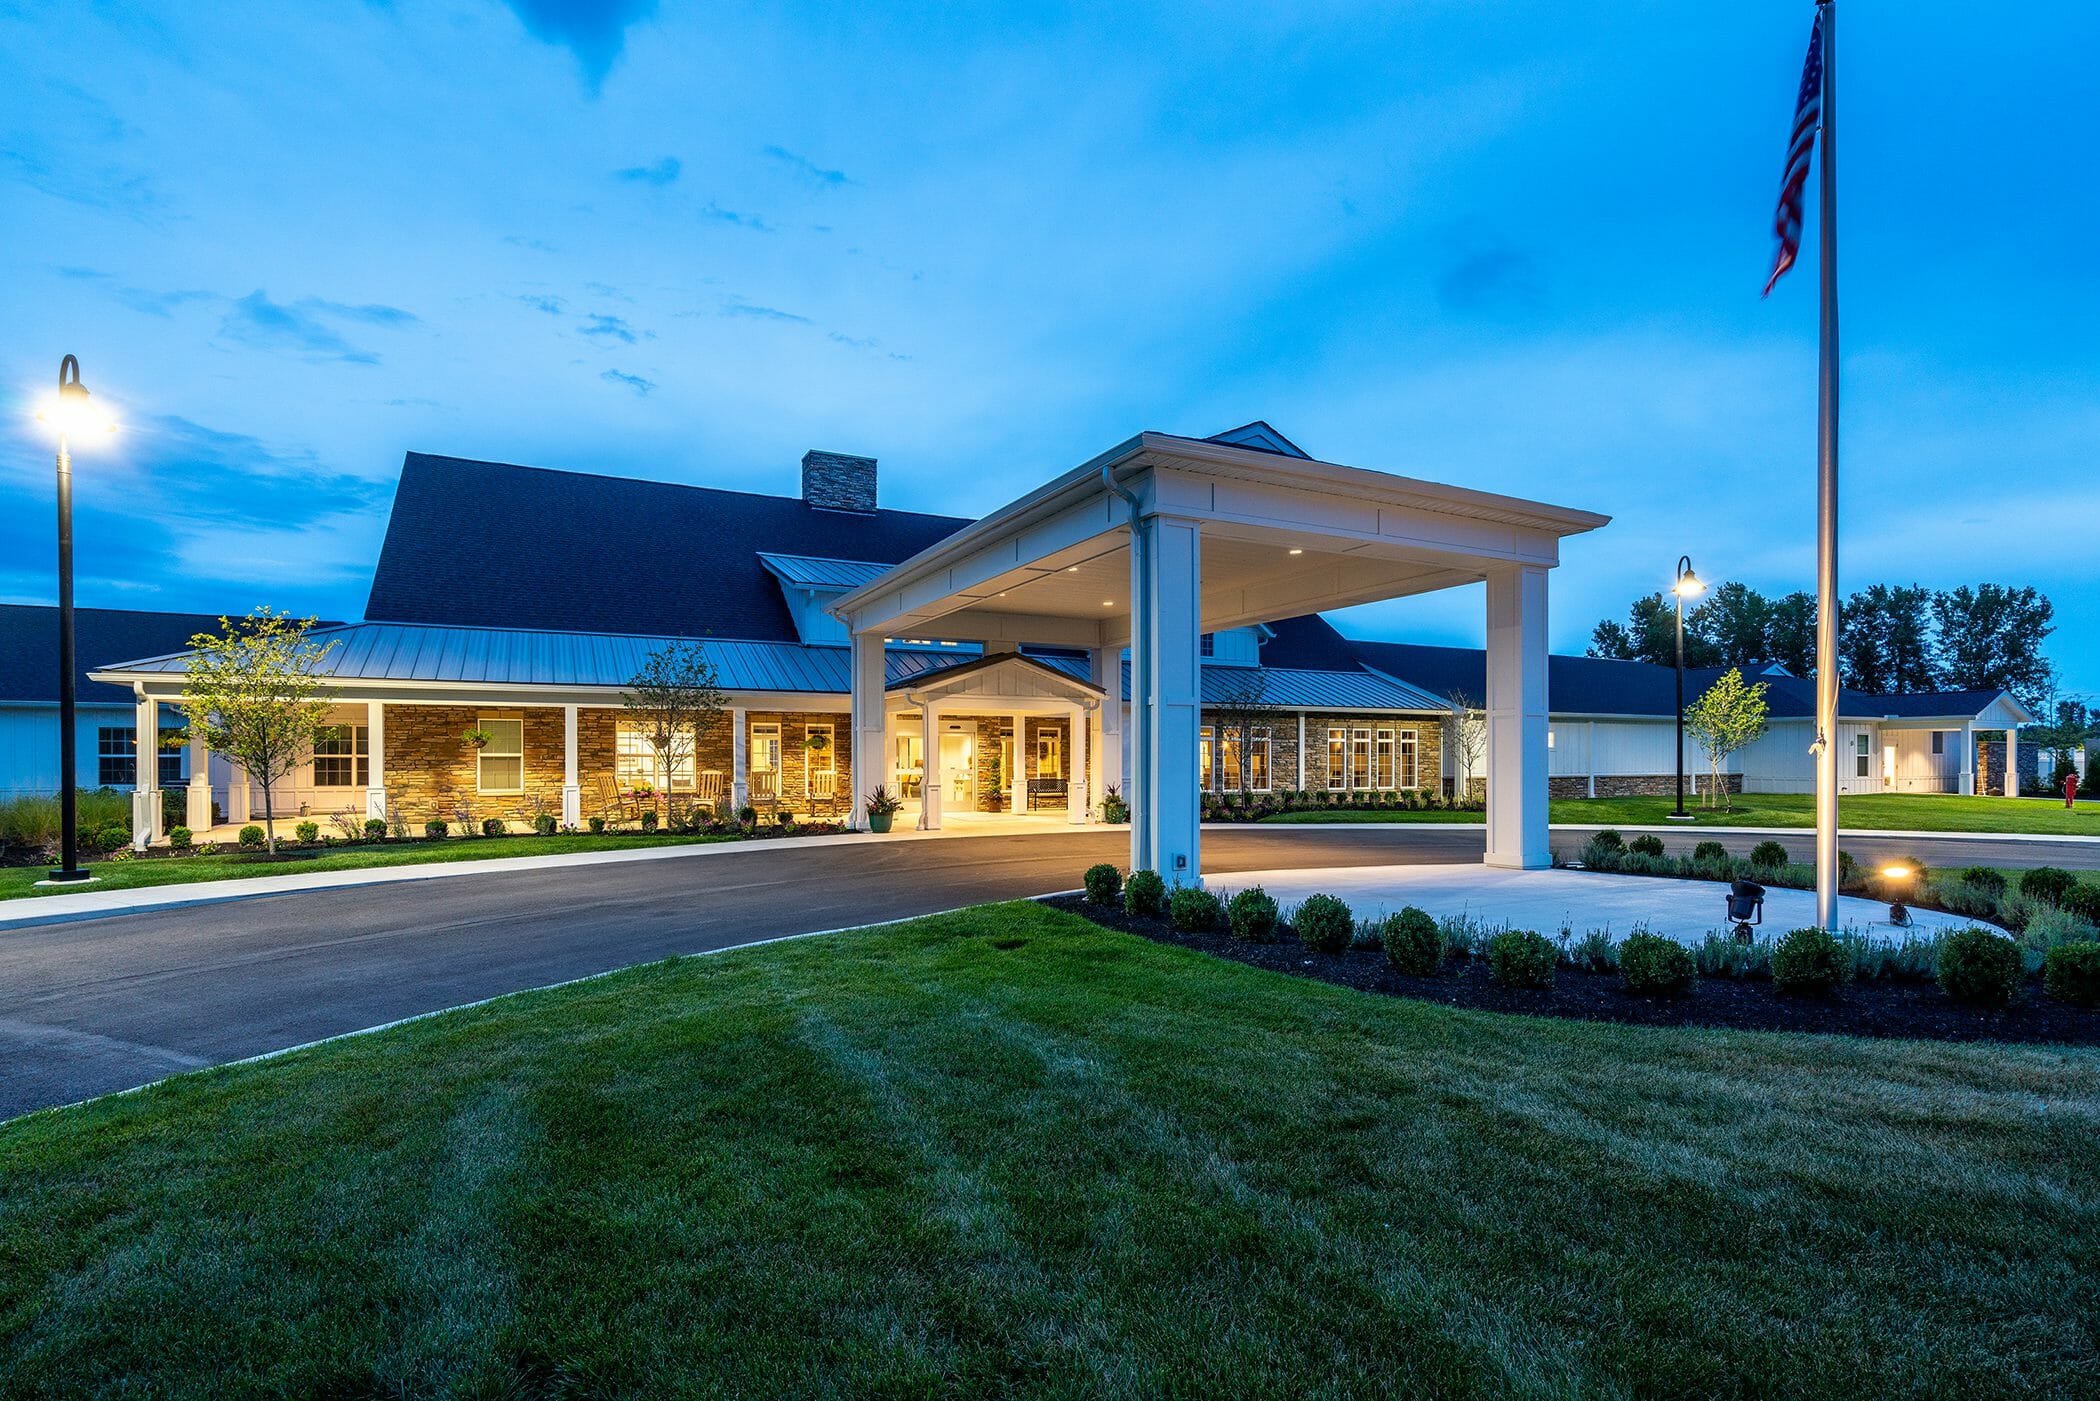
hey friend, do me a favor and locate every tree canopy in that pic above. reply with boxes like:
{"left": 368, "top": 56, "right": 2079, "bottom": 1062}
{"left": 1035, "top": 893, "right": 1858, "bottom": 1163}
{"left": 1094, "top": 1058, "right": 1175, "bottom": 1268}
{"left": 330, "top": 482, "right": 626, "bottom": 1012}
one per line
{"left": 177, "top": 608, "right": 340, "bottom": 853}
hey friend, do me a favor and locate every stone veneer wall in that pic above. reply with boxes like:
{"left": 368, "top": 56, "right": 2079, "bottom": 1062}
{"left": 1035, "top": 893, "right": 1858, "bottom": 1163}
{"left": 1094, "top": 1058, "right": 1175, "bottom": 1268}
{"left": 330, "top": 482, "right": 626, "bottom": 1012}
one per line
{"left": 742, "top": 710, "right": 852, "bottom": 816}
{"left": 1270, "top": 712, "right": 1446, "bottom": 794}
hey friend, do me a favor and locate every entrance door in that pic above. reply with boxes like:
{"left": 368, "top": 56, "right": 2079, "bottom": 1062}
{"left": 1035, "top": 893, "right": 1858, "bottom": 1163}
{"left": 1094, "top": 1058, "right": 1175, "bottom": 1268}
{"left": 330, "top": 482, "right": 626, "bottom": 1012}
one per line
{"left": 938, "top": 731, "right": 976, "bottom": 808}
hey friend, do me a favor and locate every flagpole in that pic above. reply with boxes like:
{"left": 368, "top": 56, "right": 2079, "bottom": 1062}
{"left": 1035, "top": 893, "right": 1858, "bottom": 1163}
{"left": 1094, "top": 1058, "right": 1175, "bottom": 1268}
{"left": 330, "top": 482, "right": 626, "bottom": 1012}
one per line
{"left": 1813, "top": 0, "right": 1841, "bottom": 929}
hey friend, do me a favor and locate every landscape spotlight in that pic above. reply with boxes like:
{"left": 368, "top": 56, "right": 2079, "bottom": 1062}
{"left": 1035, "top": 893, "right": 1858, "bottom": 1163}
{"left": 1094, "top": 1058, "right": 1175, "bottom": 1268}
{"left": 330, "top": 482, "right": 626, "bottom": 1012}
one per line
{"left": 1879, "top": 864, "right": 1915, "bottom": 927}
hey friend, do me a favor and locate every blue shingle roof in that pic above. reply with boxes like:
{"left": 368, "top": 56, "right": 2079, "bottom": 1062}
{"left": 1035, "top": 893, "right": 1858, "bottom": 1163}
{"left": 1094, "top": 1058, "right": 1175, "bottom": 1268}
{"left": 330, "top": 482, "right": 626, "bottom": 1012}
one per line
{"left": 365, "top": 454, "right": 970, "bottom": 641}
{"left": 0, "top": 605, "right": 291, "bottom": 706}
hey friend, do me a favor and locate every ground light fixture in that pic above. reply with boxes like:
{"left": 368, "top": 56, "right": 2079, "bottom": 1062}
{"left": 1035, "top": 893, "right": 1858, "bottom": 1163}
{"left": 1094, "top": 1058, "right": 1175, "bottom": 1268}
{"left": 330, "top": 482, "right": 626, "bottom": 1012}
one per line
{"left": 1880, "top": 864, "right": 1915, "bottom": 927}
{"left": 1668, "top": 555, "right": 1706, "bottom": 822}
{"left": 35, "top": 355, "right": 116, "bottom": 885}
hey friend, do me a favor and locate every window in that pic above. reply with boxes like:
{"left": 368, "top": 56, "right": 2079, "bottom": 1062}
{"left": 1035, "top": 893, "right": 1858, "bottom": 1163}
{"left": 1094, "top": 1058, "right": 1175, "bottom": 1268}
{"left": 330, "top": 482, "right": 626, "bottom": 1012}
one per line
{"left": 313, "top": 725, "right": 370, "bottom": 787}
{"left": 157, "top": 732, "right": 183, "bottom": 787}
{"left": 1200, "top": 725, "right": 1216, "bottom": 790}
{"left": 97, "top": 727, "right": 136, "bottom": 787}
{"left": 1931, "top": 731, "right": 1945, "bottom": 755}
{"left": 1219, "top": 728, "right": 1241, "bottom": 790}
{"left": 1396, "top": 729, "right": 1419, "bottom": 789}
{"left": 1247, "top": 727, "right": 1271, "bottom": 791}
{"left": 1327, "top": 727, "right": 1347, "bottom": 789}
{"left": 807, "top": 722, "right": 836, "bottom": 798}
{"left": 616, "top": 722, "right": 694, "bottom": 790}
{"left": 1855, "top": 732, "right": 1871, "bottom": 779}
{"left": 1199, "top": 632, "right": 1216, "bottom": 658}
{"left": 1374, "top": 727, "right": 1396, "bottom": 789}
{"left": 477, "top": 716, "right": 524, "bottom": 793}
{"left": 750, "top": 723, "right": 782, "bottom": 779}
{"left": 1349, "top": 727, "right": 1373, "bottom": 789}
{"left": 1035, "top": 728, "right": 1060, "bottom": 778}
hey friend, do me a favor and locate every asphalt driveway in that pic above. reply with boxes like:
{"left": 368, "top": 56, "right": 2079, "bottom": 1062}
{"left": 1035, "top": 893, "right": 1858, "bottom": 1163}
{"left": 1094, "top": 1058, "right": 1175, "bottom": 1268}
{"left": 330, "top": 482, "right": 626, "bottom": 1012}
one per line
{"left": 0, "top": 823, "right": 2083, "bottom": 1121}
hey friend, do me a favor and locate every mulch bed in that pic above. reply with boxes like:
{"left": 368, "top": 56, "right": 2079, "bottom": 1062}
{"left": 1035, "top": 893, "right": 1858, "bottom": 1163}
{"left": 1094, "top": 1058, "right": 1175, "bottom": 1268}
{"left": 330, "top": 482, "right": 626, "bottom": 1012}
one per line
{"left": 1044, "top": 893, "right": 2100, "bottom": 1046}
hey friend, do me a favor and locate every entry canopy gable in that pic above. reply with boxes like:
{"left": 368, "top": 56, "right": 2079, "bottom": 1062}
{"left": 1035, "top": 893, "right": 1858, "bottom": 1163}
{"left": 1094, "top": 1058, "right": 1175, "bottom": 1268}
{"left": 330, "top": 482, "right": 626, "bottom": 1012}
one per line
{"left": 830, "top": 430, "right": 1610, "bottom": 644}
{"left": 891, "top": 651, "right": 1102, "bottom": 705}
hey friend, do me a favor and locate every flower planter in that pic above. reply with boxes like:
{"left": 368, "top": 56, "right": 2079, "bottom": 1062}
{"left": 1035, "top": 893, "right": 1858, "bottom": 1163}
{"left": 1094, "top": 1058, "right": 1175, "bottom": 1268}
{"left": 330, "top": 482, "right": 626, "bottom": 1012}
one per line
{"left": 868, "top": 812, "right": 893, "bottom": 833}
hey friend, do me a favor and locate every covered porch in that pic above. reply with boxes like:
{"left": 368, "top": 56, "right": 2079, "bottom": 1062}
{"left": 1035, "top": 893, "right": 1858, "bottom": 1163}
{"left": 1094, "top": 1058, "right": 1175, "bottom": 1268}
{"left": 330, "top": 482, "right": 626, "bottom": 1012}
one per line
{"left": 833, "top": 427, "right": 1607, "bottom": 877}
{"left": 883, "top": 652, "right": 1101, "bottom": 828}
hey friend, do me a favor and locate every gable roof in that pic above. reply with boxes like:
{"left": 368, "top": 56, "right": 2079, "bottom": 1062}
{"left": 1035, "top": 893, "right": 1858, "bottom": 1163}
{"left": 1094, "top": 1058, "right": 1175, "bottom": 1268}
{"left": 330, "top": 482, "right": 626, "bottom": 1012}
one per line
{"left": 0, "top": 605, "right": 253, "bottom": 707}
{"left": 1201, "top": 421, "right": 1312, "bottom": 458}
{"left": 1257, "top": 613, "right": 1363, "bottom": 670}
{"left": 365, "top": 453, "right": 970, "bottom": 641}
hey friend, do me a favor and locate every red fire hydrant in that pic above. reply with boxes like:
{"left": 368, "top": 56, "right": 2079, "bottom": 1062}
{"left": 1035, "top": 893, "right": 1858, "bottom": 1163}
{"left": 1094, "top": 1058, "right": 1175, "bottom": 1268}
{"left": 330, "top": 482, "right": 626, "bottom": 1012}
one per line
{"left": 2067, "top": 770, "right": 2081, "bottom": 809}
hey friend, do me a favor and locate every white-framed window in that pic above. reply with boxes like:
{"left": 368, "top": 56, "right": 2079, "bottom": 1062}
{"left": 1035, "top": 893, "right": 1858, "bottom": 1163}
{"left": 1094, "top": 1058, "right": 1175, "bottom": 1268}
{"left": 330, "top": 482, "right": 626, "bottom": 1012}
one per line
{"left": 616, "top": 722, "right": 694, "bottom": 790}
{"left": 1931, "top": 731, "right": 1945, "bottom": 755}
{"left": 751, "top": 723, "right": 782, "bottom": 776}
{"left": 97, "top": 727, "right": 136, "bottom": 787}
{"left": 1327, "top": 726, "right": 1347, "bottom": 789}
{"left": 1396, "top": 728, "right": 1419, "bottom": 789}
{"left": 1219, "top": 728, "right": 1241, "bottom": 790}
{"left": 1036, "top": 728, "right": 1061, "bottom": 778}
{"left": 1854, "top": 732, "right": 1872, "bottom": 779}
{"left": 1374, "top": 727, "right": 1396, "bottom": 789}
{"left": 1349, "top": 727, "right": 1373, "bottom": 789}
{"left": 477, "top": 715, "right": 524, "bottom": 794}
{"left": 1247, "top": 727, "right": 1271, "bottom": 791}
{"left": 806, "top": 722, "right": 836, "bottom": 798}
{"left": 314, "top": 725, "right": 370, "bottom": 787}
{"left": 1199, "top": 725, "right": 1216, "bottom": 790}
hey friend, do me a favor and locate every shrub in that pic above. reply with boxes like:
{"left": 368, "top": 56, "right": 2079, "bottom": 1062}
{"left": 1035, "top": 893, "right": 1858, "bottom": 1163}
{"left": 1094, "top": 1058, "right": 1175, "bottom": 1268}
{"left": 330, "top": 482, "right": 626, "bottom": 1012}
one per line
{"left": 2063, "top": 883, "right": 2100, "bottom": 923}
{"left": 1590, "top": 829, "right": 1626, "bottom": 853}
{"left": 1695, "top": 934, "right": 1770, "bottom": 981}
{"left": 1748, "top": 839, "right": 1788, "bottom": 868}
{"left": 587, "top": 815, "right": 606, "bottom": 835}
{"left": 1937, "top": 927, "right": 2023, "bottom": 1009}
{"left": 481, "top": 817, "right": 505, "bottom": 837}
{"left": 1619, "top": 932, "right": 1696, "bottom": 997}
{"left": 168, "top": 826, "right": 193, "bottom": 851}
{"left": 1226, "top": 886, "right": 1279, "bottom": 943}
{"left": 2043, "top": 942, "right": 2100, "bottom": 1008}
{"left": 1169, "top": 886, "right": 1224, "bottom": 933}
{"left": 1692, "top": 840, "right": 1727, "bottom": 862}
{"left": 736, "top": 805, "right": 758, "bottom": 825}
{"left": 2020, "top": 907, "right": 2100, "bottom": 957}
{"left": 1083, "top": 862, "right": 1122, "bottom": 905}
{"left": 363, "top": 817, "right": 387, "bottom": 841}
{"left": 534, "top": 813, "right": 558, "bottom": 836}
{"left": 1958, "top": 866, "right": 2008, "bottom": 897}
{"left": 1124, "top": 869, "right": 1166, "bottom": 918}
{"left": 1381, "top": 906, "right": 1444, "bottom": 975}
{"left": 640, "top": 810, "right": 659, "bottom": 832}
{"left": 294, "top": 821, "right": 320, "bottom": 844}
{"left": 1486, "top": 929, "right": 1556, "bottom": 988}
{"left": 1628, "top": 834, "right": 1666, "bottom": 858}
{"left": 425, "top": 819, "right": 448, "bottom": 838}
{"left": 238, "top": 824, "right": 266, "bottom": 850}
{"left": 1561, "top": 926, "right": 1617, "bottom": 975}
{"left": 1578, "top": 836, "right": 1624, "bottom": 871}
{"left": 2021, "top": 866, "right": 2076, "bottom": 907}
{"left": 1771, "top": 927, "right": 1850, "bottom": 995}
{"left": 1293, "top": 894, "right": 1354, "bottom": 954}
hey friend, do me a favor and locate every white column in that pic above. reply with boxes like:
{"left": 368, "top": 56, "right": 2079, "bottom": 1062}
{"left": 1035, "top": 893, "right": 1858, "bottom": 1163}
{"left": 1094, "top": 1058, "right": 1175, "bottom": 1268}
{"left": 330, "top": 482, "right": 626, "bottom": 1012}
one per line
{"left": 1009, "top": 713, "right": 1026, "bottom": 814}
{"left": 366, "top": 700, "right": 389, "bottom": 823}
{"left": 1090, "top": 645, "right": 1122, "bottom": 810}
{"left": 560, "top": 704, "right": 581, "bottom": 826}
{"left": 848, "top": 630, "right": 886, "bottom": 829}
{"left": 1959, "top": 721, "right": 1976, "bottom": 795}
{"left": 918, "top": 700, "right": 943, "bottom": 829}
{"left": 228, "top": 762, "right": 251, "bottom": 824}
{"left": 186, "top": 727, "right": 212, "bottom": 833}
{"left": 1484, "top": 564, "right": 1550, "bottom": 869}
{"left": 2003, "top": 726, "right": 2018, "bottom": 798}
{"left": 130, "top": 693, "right": 161, "bottom": 849}
{"left": 1067, "top": 703, "right": 1089, "bottom": 823}
{"left": 1136, "top": 514, "right": 1202, "bottom": 882}
{"left": 731, "top": 706, "right": 749, "bottom": 809}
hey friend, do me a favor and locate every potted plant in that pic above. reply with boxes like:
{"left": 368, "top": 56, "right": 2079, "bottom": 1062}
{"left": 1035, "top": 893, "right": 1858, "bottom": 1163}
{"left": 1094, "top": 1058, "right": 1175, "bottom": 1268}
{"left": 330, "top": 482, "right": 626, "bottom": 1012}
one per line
{"left": 864, "top": 784, "right": 903, "bottom": 833}
{"left": 461, "top": 727, "right": 493, "bottom": 750}
{"left": 984, "top": 748, "right": 1006, "bottom": 812}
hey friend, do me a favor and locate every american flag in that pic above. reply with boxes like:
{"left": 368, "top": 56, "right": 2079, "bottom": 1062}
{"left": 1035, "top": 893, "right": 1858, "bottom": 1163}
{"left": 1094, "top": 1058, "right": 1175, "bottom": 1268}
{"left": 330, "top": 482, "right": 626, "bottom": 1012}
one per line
{"left": 1763, "top": 12, "right": 1824, "bottom": 296}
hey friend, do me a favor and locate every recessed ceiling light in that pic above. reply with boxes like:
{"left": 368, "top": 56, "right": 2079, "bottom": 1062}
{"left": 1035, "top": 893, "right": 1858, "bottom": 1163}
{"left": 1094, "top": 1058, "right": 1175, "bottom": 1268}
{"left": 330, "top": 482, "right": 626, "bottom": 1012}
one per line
{"left": 1067, "top": 566, "right": 1079, "bottom": 572}
{"left": 1102, "top": 600, "right": 1114, "bottom": 607}
{"left": 1289, "top": 548, "right": 1304, "bottom": 555}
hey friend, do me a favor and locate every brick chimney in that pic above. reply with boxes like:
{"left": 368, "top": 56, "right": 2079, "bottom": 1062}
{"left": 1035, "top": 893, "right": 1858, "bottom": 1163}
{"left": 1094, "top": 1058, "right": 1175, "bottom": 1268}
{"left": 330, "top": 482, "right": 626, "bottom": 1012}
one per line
{"left": 800, "top": 450, "right": 877, "bottom": 513}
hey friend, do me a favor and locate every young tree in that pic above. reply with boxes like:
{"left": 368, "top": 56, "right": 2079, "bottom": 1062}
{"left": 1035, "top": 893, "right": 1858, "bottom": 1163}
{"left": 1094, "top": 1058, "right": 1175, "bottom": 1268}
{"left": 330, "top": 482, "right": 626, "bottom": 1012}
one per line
{"left": 1683, "top": 667, "right": 1769, "bottom": 811}
{"left": 1446, "top": 689, "right": 1487, "bottom": 800}
{"left": 1930, "top": 584, "right": 2056, "bottom": 710}
{"left": 177, "top": 608, "right": 341, "bottom": 854}
{"left": 1207, "top": 670, "right": 1284, "bottom": 792}
{"left": 621, "top": 641, "right": 727, "bottom": 822}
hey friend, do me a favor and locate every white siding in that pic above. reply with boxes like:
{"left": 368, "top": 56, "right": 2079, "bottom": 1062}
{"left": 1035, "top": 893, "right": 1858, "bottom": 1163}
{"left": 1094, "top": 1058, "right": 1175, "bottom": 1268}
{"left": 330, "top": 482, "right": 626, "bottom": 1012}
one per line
{"left": 1884, "top": 729, "right": 1958, "bottom": 793}
{"left": 0, "top": 702, "right": 163, "bottom": 797}
{"left": 1736, "top": 718, "right": 1886, "bottom": 794}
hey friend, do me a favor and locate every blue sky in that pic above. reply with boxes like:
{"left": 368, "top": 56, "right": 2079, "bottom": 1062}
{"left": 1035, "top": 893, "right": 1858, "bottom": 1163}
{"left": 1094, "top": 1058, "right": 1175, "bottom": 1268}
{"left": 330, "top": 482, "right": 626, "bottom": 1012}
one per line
{"left": 2, "top": 2, "right": 2094, "bottom": 694}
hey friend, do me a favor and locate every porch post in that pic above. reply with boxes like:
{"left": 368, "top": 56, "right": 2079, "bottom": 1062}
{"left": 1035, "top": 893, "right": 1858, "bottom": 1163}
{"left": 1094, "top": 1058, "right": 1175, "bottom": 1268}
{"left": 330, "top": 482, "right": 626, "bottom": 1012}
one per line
{"left": 1067, "top": 703, "right": 1089, "bottom": 823}
{"left": 186, "top": 726, "right": 212, "bottom": 832}
{"left": 849, "top": 629, "right": 885, "bottom": 829}
{"left": 366, "top": 700, "right": 389, "bottom": 824}
{"left": 2003, "top": 726, "right": 2018, "bottom": 798}
{"left": 1484, "top": 564, "right": 1550, "bottom": 869}
{"left": 1090, "top": 644, "right": 1122, "bottom": 810}
{"left": 1009, "top": 712, "right": 1026, "bottom": 815}
{"left": 918, "top": 699, "right": 942, "bottom": 829}
{"left": 561, "top": 704, "right": 581, "bottom": 827}
{"left": 731, "top": 706, "right": 749, "bottom": 810}
{"left": 1136, "top": 514, "right": 1202, "bottom": 882}
{"left": 228, "top": 761, "right": 251, "bottom": 825}
{"left": 1959, "top": 721, "right": 1976, "bottom": 795}
{"left": 130, "top": 689, "right": 160, "bottom": 850}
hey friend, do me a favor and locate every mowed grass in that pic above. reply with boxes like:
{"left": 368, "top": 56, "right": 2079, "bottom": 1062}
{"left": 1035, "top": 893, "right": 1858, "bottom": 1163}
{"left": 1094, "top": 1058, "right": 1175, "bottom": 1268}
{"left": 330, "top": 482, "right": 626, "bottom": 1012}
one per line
{"left": 1265, "top": 791, "right": 2100, "bottom": 835}
{"left": 3, "top": 903, "right": 2096, "bottom": 1398}
{"left": 0, "top": 831, "right": 736, "bottom": 903}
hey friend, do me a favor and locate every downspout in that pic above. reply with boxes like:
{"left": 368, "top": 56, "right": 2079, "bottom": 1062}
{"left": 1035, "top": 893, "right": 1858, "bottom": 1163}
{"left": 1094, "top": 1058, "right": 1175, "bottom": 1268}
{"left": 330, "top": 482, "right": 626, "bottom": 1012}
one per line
{"left": 1103, "top": 463, "right": 1148, "bottom": 858}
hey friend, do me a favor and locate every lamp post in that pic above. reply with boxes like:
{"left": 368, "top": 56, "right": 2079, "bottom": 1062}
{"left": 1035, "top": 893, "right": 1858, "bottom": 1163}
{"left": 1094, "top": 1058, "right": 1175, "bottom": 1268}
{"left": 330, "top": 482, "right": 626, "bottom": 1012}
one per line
{"left": 1669, "top": 555, "right": 1705, "bottom": 821}
{"left": 39, "top": 356, "right": 112, "bottom": 884}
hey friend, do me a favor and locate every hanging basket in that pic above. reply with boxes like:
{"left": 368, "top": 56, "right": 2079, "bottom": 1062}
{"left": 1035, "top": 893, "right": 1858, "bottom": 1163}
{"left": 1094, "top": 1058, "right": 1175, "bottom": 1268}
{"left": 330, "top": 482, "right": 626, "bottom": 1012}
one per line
{"left": 461, "top": 727, "right": 494, "bottom": 750}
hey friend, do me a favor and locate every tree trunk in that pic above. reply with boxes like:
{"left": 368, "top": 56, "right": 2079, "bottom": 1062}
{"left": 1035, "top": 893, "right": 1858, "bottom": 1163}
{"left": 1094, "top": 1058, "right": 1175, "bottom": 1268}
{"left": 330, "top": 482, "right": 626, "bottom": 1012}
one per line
{"left": 660, "top": 750, "right": 674, "bottom": 826}
{"left": 261, "top": 778, "right": 277, "bottom": 854}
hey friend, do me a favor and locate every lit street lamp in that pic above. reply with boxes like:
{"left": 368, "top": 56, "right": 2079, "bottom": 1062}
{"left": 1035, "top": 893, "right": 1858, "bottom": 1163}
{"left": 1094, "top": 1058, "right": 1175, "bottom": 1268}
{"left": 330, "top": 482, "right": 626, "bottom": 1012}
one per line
{"left": 36, "top": 355, "right": 115, "bottom": 884}
{"left": 1669, "top": 555, "right": 1705, "bottom": 821}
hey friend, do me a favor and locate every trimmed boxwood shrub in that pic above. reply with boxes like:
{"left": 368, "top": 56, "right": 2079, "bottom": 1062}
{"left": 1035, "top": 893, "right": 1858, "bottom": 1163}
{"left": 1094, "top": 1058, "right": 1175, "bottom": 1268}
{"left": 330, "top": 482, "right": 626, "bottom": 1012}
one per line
{"left": 168, "top": 826, "right": 192, "bottom": 851}
{"left": 1293, "top": 894, "right": 1354, "bottom": 954}
{"left": 425, "top": 819, "right": 448, "bottom": 838}
{"left": 1590, "top": 829, "right": 1626, "bottom": 853}
{"left": 1124, "top": 869, "right": 1166, "bottom": 918}
{"left": 294, "top": 821, "right": 320, "bottom": 844}
{"left": 1083, "top": 862, "right": 1122, "bottom": 905}
{"left": 1226, "top": 886, "right": 1279, "bottom": 944}
{"left": 1169, "top": 886, "right": 1224, "bottom": 933}
{"left": 238, "top": 824, "right": 265, "bottom": 850}
{"left": 1937, "top": 926, "right": 2023, "bottom": 1009}
{"left": 534, "top": 813, "right": 558, "bottom": 836}
{"left": 2043, "top": 941, "right": 2100, "bottom": 1008}
{"left": 1486, "top": 929, "right": 1556, "bottom": 988}
{"left": 2063, "top": 883, "right": 2100, "bottom": 923}
{"left": 1619, "top": 932, "right": 1695, "bottom": 997}
{"left": 1692, "top": 840, "right": 1727, "bottom": 862}
{"left": 482, "top": 817, "right": 507, "bottom": 838}
{"left": 1771, "top": 926, "right": 1850, "bottom": 995}
{"left": 1748, "top": 839, "right": 1788, "bottom": 868}
{"left": 1958, "top": 866, "right": 2008, "bottom": 897}
{"left": 1381, "top": 906, "right": 1444, "bottom": 975}
{"left": 587, "top": 815, "right": 606, "bottom": 834}
{"left": 1628, "top": 834, "right": 1666, "bottom": 858}
{"left": 363, "top": 817, "right": 387, "bottom": 841}
{"left": 2021, "top": 866, "right": 2076, "bottom": 907}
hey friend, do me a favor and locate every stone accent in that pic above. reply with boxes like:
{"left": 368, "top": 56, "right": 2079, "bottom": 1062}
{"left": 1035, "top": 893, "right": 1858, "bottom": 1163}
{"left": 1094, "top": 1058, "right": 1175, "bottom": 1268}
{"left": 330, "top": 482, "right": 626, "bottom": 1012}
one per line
{"left": 801, "top": 450, "right": 877, "bottom": 513}
{"left": 1021, "top": 715, "right": 1076, "bottom": 813}
{"left": 1586, "top": 772, "right": 1743, "bottom": 799}
{"left": 745, "top": 711, "right": 852, "bottom": 817}
{"left": 384, "top": 704, "right": 584, "bottom": 827}
{"left": 1274, "top": 712, "right": 1446, "bottom": 795}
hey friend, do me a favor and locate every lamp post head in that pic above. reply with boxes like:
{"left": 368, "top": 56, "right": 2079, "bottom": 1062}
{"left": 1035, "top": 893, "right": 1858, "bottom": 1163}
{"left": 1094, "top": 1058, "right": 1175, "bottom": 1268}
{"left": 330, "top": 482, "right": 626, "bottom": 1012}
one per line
{"left": 1672, "top": 555, "right": 1705, "bottom": 599}
{"left": 36, "top": 355, "right": 116, "bottom": 439}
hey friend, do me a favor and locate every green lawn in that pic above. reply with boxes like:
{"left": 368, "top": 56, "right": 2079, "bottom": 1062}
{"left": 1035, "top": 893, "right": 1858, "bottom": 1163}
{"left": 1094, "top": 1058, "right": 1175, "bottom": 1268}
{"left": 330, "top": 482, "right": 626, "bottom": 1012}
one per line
{"left": 1264, "top": 792, "right": 2100, "bottom": 835}
{"left": 3, "top": 902, "right": 2093, "bottom": 1398}
{"left": 0, "top": 831, "right": 738, "bottom": 903}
